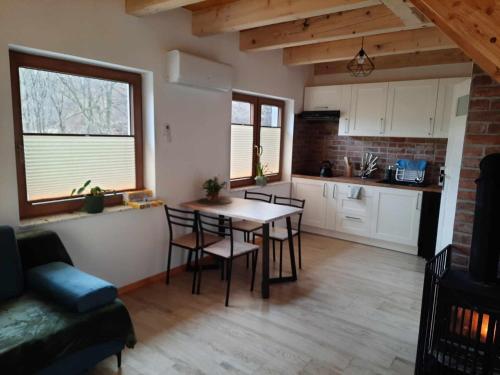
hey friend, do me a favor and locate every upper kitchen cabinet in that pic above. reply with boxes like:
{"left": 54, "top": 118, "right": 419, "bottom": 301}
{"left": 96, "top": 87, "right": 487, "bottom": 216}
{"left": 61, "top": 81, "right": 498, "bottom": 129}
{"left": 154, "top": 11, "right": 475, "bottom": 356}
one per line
{"left": 434, "top": 77, "right": 471, "bottom": 138}
{"left": 304, "top": 86, "right": 343, "bottom": 111}
{"left": 348, "top": 82, "right": 388, "bottom": 136}
{"left": 304, "top": 77, "right": 471, "bottom": 139}
{"left": 386, "top": 79, "right": 439, "bottom": 138}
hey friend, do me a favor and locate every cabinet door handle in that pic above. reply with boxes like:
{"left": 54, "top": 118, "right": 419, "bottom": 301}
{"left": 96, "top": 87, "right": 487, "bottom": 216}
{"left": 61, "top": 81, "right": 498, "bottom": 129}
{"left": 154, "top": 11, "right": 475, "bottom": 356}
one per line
{"left": 332, "top": 184, "right": 336, "bottom": 199}
{"left": 322, "top": 183, "right": 326, "bottom": 198}
{"left": 379, "top": 118, "right": 385, "bottom": 134}
{"left": 345, "top": 118, "right": 349, "bottom": 133}
{"left": 346, "top": 216, "right": 362, "bottom": 221}
{"left": 428, "top": 117, "right": 434, "bottom": 136}
{"left": 315, "top": 106, "right": 329, "bottom": 109}
{"left": 416, "top": 193, "right": 421, "bottom": 210}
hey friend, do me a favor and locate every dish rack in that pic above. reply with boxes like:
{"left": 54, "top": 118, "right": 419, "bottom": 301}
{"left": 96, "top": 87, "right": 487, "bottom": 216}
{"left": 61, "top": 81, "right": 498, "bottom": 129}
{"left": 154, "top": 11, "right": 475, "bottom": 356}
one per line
{"left": 395, "top": 168, "right": 425, "bottom": 183}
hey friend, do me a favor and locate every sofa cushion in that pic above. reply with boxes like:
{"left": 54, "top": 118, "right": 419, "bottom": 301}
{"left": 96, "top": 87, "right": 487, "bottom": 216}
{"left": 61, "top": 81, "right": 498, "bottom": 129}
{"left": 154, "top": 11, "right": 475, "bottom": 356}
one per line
{"left": 0, "top": 226, "right": 23, "bottom": 301}
{"left": 27, "top": 262, "right": 117, "bottom": 313}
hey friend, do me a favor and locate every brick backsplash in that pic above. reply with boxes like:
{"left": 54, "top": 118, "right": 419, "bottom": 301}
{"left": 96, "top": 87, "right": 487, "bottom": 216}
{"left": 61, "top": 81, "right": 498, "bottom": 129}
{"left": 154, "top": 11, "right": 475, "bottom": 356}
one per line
{"left": 292, "top": 119, "right": 447, "bottom": 184}
{"left": 453, "top": 65, "right": 500, "bottom": 256}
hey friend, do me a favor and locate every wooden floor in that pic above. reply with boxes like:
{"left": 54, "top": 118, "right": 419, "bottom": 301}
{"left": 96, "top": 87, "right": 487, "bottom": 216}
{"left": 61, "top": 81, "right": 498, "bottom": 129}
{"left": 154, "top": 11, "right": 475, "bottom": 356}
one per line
{"left": 92, "top": 233, "right": 425, "bottom": 375}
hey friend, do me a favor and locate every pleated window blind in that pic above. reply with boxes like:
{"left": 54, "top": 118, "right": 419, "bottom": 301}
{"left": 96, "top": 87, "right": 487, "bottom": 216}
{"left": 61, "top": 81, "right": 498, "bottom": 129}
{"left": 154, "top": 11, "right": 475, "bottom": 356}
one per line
{"left": 10, "top": 51, "right": 143, "bottom": 218}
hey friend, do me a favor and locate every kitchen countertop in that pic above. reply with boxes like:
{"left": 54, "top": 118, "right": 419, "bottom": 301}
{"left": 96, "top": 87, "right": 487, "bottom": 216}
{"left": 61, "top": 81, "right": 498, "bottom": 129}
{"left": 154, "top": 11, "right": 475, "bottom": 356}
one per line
{"left": 292, "top": 174, "right": 442, "bottom": 193}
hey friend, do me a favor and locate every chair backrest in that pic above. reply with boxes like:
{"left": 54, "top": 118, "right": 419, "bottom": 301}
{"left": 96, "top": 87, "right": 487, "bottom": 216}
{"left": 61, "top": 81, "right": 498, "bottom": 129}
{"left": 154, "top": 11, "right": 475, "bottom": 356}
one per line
{"left": 244, "top": 190, "right": 272, "bottom": 203}
{"left": 197, "top": 212, "right": 234, "bottom": 256}
{"left": 164, "top": 205, "right": 198, "bottom": 243}
{"left": 273, "top": 196, "right": 306, "bottom": 229}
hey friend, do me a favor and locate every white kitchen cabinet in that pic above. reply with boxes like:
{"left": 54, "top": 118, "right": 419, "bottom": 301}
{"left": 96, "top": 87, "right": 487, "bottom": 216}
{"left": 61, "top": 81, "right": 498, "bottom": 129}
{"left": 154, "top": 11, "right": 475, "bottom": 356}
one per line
{"left": 337, "top": 85, "right": 352, "bottom": 136}
{"left": 372, "top": 189, "right": 421, "bottom": 248}
{"left": 349, "top": 82, "right": 389, "bottom": 136}
{"left": 325, "top": 183, "right": 338, "bottom": 230}
{"left": 335, "top": 184, "right": 375, "bottom": 236}
{"left": 434, "top": 77, "right": 470, "bottom": 138}
{"left": 304, "top": 86, "right": 343, "bottom": 111}
{"left": 292, "top": 178, "right": 328, "bottom": 228}
{"left": 386, "top": 79, "right": 439, "bottom": 138}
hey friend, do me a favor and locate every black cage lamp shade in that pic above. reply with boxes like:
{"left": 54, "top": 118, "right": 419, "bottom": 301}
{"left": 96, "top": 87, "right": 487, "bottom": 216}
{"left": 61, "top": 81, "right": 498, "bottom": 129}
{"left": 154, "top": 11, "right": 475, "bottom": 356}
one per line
{"left": 347, "top": 38, "right": 375, "bottom": 77}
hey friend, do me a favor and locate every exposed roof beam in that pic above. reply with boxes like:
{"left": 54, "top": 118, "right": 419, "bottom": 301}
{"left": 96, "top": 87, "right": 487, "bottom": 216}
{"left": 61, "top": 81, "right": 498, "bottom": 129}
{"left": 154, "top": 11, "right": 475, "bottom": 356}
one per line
{"left": 192, "top": 0, "right": 381, "bottom": 36}
{"left": 241, "top": 4, "right": 435, "bottom": 52}
{"left": 410, "top": 0, "right": 500, "bottom": 82}
{"left": 381, "top": 0, "right": 427, "bottom": 26}
{"left": 314, "top": 48, "right": 471, "bottom": 74}
{"left": 283, "top": 27, "right": 456, "bottom": 66}
{"left": 126, "top": 0, "right": 204, "bottom": 16}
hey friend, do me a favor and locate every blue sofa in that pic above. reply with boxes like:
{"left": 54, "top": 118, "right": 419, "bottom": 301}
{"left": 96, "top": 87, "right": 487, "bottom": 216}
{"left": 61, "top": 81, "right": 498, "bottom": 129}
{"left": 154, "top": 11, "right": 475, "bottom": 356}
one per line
{"left": 0, "top": 226, "right": 136, "bottom": 374}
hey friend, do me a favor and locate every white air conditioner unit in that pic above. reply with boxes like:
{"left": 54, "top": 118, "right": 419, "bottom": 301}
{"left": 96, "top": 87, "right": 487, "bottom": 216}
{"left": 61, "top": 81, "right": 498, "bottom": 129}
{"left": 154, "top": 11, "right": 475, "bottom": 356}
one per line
{"left": 166, "top": 50, "right": 233, "bottom": 92}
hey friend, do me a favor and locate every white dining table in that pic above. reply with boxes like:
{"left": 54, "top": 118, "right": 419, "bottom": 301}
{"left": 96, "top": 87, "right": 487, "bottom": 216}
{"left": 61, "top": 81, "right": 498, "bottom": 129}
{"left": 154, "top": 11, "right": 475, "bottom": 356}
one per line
{"left": 181, "top": 197, "right": 303, "bottom": 299}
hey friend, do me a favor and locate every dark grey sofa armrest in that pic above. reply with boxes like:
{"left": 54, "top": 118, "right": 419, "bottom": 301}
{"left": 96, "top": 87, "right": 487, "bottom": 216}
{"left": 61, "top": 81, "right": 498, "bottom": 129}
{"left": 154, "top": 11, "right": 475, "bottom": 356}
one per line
{"left": 16, "top": 229, "right": 73, "bottom": 271}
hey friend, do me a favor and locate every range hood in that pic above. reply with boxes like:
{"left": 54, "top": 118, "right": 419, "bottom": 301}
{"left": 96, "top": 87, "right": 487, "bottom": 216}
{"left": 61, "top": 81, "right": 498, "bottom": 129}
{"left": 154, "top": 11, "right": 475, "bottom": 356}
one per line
{"left": 299, "top": 110, "right": 340, "bottom": 121}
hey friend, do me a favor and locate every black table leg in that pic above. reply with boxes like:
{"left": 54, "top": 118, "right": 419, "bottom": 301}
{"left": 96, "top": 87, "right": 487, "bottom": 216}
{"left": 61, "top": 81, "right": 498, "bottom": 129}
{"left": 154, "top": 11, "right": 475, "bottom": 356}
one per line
{"left": 286, "top": 216, "right": 298, "bottom": 281}
{"left": 261, "top": 223, "right": 270, "bottom": 299}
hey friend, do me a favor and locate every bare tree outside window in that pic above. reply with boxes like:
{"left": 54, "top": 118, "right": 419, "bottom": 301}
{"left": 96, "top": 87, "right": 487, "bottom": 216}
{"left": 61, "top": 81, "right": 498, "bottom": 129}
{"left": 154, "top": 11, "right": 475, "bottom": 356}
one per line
{"left": 19, "top": 68, "right": 130, "bottom": 135}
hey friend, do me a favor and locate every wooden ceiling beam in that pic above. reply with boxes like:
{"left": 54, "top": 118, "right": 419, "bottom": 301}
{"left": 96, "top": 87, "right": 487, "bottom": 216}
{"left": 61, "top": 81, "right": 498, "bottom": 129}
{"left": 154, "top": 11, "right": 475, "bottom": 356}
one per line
{"left": 283, "top": 27, "right": 456, "bottom": 66}
{"left": 314, "top": 48, "right": 471, "bottom": 75}
{"left": 240, "top": 5, "right": 417, "bottom": 52}
{"left": 381, "top": 0, "right": 428, "bottom": 26}
{"left": 126, "top": 0, "right": 204, "bottom": 16}
{"left": 192, "top": 0, "right": 380, "bottom": 36}
{"left": 410, "top": 0, "right": 500, "bottom": 82}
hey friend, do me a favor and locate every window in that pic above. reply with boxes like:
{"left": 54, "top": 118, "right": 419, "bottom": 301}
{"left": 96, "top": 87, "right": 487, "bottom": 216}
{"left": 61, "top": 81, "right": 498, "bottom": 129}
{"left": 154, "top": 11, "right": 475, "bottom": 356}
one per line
{"left": 230, "top": 93, "right": 284, "bottom": 187}
{"left": 9, "top": 51, "right": 143, "bottom": 219}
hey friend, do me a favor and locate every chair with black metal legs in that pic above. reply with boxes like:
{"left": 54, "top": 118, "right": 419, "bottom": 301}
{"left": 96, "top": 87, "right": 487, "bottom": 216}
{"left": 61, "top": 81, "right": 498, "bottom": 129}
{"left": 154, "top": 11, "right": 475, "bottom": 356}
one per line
{"left": 197, "top": 212, "right": 259, "bottom": 306}
{"left": 232, "top": 191, "right": 272, "bottom": 267}
{"left": 164, "top": 205, "right": 221, "bottom": 294}
{"left": 254, "top": 196, "right": 305, "bottom": 277}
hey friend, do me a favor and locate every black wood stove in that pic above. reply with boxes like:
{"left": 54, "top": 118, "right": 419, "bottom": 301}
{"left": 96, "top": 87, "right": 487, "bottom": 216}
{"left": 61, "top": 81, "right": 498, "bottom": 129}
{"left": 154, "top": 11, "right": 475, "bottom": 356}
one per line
{"left": 416, "top": 154, "right": 500, "bottom": 374}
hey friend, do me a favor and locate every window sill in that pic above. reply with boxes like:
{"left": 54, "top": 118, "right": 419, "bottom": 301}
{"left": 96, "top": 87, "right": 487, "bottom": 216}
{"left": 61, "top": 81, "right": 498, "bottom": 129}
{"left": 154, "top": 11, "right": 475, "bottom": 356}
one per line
{"left": 19, "top": 204, "right": 161, "bottom": 229}
{"left": 229, "top": 180, "right": 291, "bottom": 192}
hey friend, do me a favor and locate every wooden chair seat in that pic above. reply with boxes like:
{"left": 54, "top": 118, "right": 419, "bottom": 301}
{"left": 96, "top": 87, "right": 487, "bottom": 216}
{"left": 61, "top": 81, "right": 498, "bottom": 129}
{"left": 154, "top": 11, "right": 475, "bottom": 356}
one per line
{"left": 255, "top": 227, "right": 298, "bottom": 241}
{"left": 203, "top": 239, "right": 259, "bottom": 259}
{"left": 172, "top": 232, "right": 220, "bottom": 250}
{"left": 232, "top": 220, "right": 262, "bottom": 232}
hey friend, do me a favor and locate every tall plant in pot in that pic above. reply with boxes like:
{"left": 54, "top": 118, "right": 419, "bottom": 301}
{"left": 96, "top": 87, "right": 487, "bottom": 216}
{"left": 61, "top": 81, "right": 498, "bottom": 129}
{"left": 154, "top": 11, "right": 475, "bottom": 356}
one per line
{"left": 71, "top": 180, "right": 109, "bottom": 214}
{"left": 254, "top": 145, "right": 268, "bottom": 186}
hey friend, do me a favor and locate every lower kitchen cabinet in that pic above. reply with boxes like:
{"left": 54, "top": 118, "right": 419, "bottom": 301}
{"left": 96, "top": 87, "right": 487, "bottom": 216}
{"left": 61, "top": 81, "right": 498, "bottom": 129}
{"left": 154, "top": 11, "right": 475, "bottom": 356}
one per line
{"left": 292, "top": 178, "right": 328, "bottom": 228}
{"left": 372, "top": 188, "right": 421, "bottom": 246}
{"left": 292, "top": 177, "right": 422, "bottom": 255}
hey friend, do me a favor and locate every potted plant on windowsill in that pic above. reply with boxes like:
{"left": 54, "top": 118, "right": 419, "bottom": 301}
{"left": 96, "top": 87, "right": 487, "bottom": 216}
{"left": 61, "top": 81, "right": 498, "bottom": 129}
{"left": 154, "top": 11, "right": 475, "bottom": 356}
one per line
{"left": 254, "top": 145, "right": 268, "bottom": 187}
{"left": 202, "top": 177, "right": 227, "bottom": 201}
{"left": 71, "top": 180, "right": 110, "bottom": 214}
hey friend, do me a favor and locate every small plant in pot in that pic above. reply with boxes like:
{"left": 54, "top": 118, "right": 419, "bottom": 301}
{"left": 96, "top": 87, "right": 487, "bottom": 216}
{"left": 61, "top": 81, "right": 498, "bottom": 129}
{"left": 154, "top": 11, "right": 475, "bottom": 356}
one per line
{"left": 202, "top": 177, "right": 226, "bottom": 201}
{"left": 71, "top": 180, "right": 108, "bottom": 214}
{"left": 254, "top": 145, "right": 269, "bottom": 187}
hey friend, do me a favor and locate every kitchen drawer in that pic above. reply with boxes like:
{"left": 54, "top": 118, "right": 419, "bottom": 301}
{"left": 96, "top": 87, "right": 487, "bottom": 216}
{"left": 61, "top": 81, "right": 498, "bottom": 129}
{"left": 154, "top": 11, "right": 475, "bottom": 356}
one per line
{"left": 336, "top": 184, "right": 375, "bottom": 197}
{"left": 337, "top": 193, "right": 373, "bottom": 217}
{"left": 335, "top": 213, "right": 371, "bottom": 236}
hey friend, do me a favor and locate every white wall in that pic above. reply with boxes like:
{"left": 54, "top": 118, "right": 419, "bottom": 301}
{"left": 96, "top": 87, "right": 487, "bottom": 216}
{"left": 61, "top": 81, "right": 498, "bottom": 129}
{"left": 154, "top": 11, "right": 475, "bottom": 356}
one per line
{"left": 311, "top": 62, "right": 473, "bottom": 86}
{"left": 0, "top": 0, "right": 309, "bottom": 286}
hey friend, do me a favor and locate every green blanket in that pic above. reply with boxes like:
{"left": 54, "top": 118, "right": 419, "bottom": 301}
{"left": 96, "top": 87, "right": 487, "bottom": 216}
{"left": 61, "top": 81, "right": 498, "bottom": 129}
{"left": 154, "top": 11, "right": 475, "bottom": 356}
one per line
{"left": 0, "top": 293, "right": 136, "bottom": 374}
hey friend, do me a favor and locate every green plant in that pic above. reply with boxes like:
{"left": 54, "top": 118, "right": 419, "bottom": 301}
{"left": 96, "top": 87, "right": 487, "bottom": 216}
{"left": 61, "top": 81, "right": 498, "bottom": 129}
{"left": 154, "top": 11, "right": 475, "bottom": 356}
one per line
{"left": 254, "top": 145, "right": 269, "bottom": 177}
{"left": 71, "top": 180, "right": 105, "bottom": 197}
{"left": 202, "top": 177, "right": 226, "bottom": 197}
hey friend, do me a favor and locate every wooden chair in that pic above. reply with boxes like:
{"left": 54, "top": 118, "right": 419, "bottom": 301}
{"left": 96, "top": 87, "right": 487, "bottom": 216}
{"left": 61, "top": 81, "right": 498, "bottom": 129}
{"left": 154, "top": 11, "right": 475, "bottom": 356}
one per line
{"left": 232, "top": 191, "right": 272, "bottom": 267}
{"left": 254, "top": 196, "right": 305, "bottom": 277}
{"left": 197, "top": 213, "right": 259, "bottom": 306}
{"left": 164, "top": 205, "right": 220, "bottom": 294}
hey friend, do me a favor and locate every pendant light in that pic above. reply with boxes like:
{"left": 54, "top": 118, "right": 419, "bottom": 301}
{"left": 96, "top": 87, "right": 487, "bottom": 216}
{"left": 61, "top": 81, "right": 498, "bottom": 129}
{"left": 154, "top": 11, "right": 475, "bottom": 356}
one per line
{"left": 347, "top": 37, "right": 375, "bottom": 77}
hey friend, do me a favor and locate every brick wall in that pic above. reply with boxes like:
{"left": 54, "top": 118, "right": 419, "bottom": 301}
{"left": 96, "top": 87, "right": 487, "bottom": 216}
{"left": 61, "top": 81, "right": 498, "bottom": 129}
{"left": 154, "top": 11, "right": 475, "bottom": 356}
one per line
{"left": 292, "top": 118, "right": 447, "bottom": 184}
{"left": 452, "top": 65, "right": 500, "bottom": 265}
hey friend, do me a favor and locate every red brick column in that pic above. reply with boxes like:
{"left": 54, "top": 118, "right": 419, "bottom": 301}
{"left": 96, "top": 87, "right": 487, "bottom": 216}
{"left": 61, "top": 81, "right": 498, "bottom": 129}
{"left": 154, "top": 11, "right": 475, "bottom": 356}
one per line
{"left": 453, "top": 65, "right": 500, "bottom": 266}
